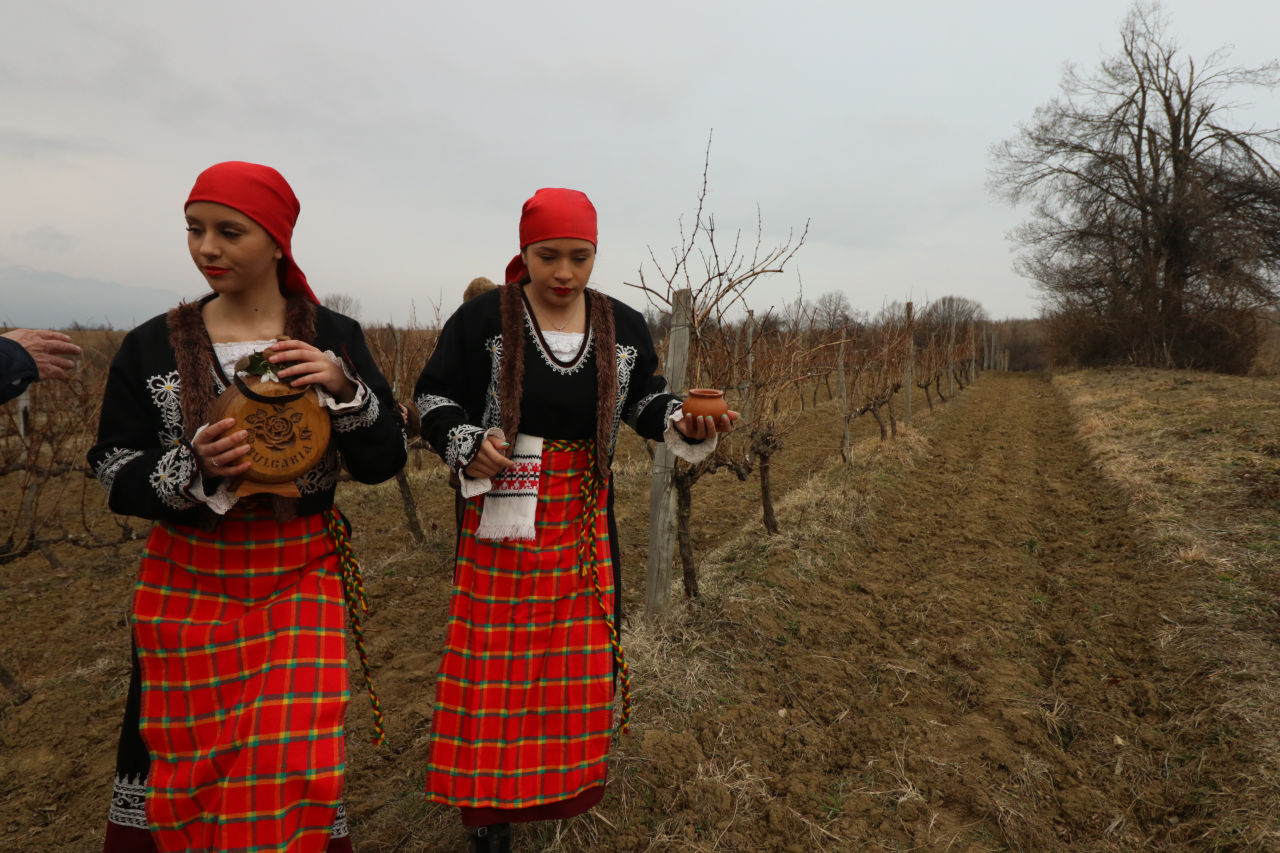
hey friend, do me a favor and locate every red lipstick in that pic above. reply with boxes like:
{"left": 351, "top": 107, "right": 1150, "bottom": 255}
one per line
{"left": 204, "top": 266, "right": 229, "bottom": 277}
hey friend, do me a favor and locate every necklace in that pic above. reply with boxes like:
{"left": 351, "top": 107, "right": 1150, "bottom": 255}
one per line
{"left": 539, "top": 307, "right": 578, "bottom": 332}
{"left": 527, "top": 289, "right": 582, "bottom": 332}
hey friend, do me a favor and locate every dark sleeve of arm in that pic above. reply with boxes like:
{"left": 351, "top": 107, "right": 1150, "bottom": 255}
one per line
{"left": 0, "top": 337, "right": 38, "bottom": 404}
{"left": 328, "top": 321, "right": 408, "bottom": 485}
{"left": 621, "top": 312, "right": 683, "bottom": 443}
{"left": 85, "top": 334, "right": 205, "bottom": 522}
{"left": 412, "top": 310, "right": 487, "bottom": 472}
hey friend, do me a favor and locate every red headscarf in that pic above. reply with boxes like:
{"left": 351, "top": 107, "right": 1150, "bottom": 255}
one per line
{"left": 504, "top": 188, "right": 598, "bottom": 285}
{"left": 185, "top": 161, "right": 317, "bottom": 303}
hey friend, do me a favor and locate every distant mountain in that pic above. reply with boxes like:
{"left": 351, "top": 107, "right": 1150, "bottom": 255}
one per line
{"left": 0, "top": 266, "right": 189, "bottom": 329}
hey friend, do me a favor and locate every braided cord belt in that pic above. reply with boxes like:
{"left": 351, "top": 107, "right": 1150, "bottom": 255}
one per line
{"left": 323, "top": 507, "right": 386, "bottom": 746}
{"left": 545, "top": 439, "right": 632, "bottom": 734}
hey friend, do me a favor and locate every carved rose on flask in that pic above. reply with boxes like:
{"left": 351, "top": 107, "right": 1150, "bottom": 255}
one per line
{"left": 246, "top": 403, "right": 314, "bottom": 451}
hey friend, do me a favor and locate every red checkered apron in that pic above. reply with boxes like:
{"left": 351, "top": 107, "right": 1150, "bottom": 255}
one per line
{"left": 132, "top": 507, "right": 348, "bottom": 852}
{"left": 425, "top": 440, "right": 625, "bottom": 810}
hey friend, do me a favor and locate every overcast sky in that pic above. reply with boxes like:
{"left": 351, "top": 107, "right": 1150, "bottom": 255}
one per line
{"left": 3, "top": 0, "right": 1279, "bottom": 329}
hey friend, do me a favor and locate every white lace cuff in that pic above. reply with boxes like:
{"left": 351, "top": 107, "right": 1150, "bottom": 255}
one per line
{"left": 188, "top": 423, "right": 242, "bottom": 515}
{"left": 314, "top": 351, "right": 369, "bottom": 411}
{"left": 664, "top": 410, "right": 719, "bottom": 464}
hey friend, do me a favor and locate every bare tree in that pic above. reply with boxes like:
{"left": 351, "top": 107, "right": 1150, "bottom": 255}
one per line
{"left": 322, "top": 292, "right": 362, "bottom": 321}
{"left": 812, "top": 290, "right": 857, "bottom": 334}
{"left": 991, "top": 1, "right": 1280, "bottom": 372}
{"left": 629, "top": 132, "right": 808, "bottom": 594}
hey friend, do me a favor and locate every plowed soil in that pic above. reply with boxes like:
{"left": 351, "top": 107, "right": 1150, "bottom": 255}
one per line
{"left": 1, "top": 372, "right": 1266, "bottom": 851}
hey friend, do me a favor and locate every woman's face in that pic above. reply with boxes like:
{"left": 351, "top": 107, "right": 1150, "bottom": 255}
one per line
{"left": 521, "top": 238, "right": 595, "bottom": 308}
{"left": 185, "top": 201, "right": 283, "bottom": 297}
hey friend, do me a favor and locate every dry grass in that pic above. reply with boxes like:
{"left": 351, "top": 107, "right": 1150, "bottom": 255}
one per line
{"left": 542, "top": 429, "right": 954, "bottom": 853}
{"left": 16, "top": 365, "right": 1279, "bottom": 850}
{"left": 1053, "top": 367, "right": 1280, "bottom": 847}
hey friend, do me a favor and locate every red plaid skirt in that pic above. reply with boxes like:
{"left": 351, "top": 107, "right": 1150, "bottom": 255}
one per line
{"left": 132, "top": 508, "right": 348, "bottom": 852}
{"left": 426, "top": 443, "right": 616, "bottom": 811}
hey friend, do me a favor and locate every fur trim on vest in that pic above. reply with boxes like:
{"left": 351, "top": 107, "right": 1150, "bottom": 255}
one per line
{"left": 167, "top": 296, "right": 317, "bottom": 438}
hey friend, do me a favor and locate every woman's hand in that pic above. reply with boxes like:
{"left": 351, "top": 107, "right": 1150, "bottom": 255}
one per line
{"left": 675, "top": 410, "right": 739, "bottom": 440}
{"left": 268, "top": 339, "right": 358, "bottom": 402}
{"left": 464, "top": 434, "right": 514, "bottom": 479}
{"left": 193, "top": 417, "right": 253, "bottom": 479}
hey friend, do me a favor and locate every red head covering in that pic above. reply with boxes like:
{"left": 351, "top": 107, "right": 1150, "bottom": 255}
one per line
{"left": 504, "top": 188, "right": 598, "bottom": 285}
{"left": 185, "top": 161, "right": 317, "bottom": 303}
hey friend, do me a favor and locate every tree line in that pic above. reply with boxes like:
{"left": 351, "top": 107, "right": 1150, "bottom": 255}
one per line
{"left": 991, "top": 0, "right": 1280, "bottom": 373}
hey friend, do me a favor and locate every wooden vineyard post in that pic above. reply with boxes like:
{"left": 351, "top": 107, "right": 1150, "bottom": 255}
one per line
{"left": 838, "top": 330, "right": 850, "bottom": 461}
{"left": 968, "top": 322, "right": 976, "bottom": 383}
{"left": 644, "top": 289, "right": 692, "bottom": 618}
{"left": 742, "top": 309, "right": 755, "bottom": 429}
{"left": 903, "top": 302, "right": 914, "bottom": 427}
{"left": 947, "top": 311, "right": 957, "bottom": 396}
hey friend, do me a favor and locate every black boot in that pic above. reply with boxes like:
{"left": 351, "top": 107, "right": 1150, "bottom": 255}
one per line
{"left": 468, "top": 822, "right": 510, "bottom": 853}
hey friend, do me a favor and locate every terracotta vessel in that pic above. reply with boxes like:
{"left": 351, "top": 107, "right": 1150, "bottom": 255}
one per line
{"left": 207, "top": 375, "right": 332, "bottom": 497}
{"left": 681, "top": 388, "right": 729, "bottom": 420}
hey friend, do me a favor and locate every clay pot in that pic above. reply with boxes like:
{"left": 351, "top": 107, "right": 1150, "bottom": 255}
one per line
{"left": 681, "top": 388, "right": 728, "bottom": 420}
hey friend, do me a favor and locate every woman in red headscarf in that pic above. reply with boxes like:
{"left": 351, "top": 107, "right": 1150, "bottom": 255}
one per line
{"left": 89, "top": 162, "right": 407, "bottom": 853}
{"left": 413, "top": 188, "right": 736, "bottom": 852}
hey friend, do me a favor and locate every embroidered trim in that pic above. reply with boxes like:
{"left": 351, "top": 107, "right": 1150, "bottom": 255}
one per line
{"left": 416, "top": 392, "right": 463, "bottom": 419}
{"left": 525, "top": 310, "right": 594, "bottom": 376}
{"left": 94, "top": 447, "right": 144, "bottom": 494}
{"left": 443, "top": 424, "right": 487, "bottom": 471}
{"left": 297, "top": 448, "right": 341, "bottom": 495}
{"left": 332, "top": 801, "right": 350, "bottom": 838}
{"left": 609, "top": 344, "right": 640, "bottom": 450}
{"left": 147, "top": 371, "right": 183, "bottom": 438}
{"left": 481, "top": 336, "right": 503, "bottom": 429}
{"left": 150, "top": 445, "right": 197, "bottom": 510}
{"left": 332, "top": 387, "right": 380, "bottom": 433}
{"left": 107, "top": 773, "right": 148, "bottom": 829}
{"left": 626, "top": 390, "right": 663, "bottom": 428}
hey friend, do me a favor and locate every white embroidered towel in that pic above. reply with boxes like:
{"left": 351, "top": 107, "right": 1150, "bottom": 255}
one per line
{"left": 475, "top": 433, "right": 543, "bottom": 541}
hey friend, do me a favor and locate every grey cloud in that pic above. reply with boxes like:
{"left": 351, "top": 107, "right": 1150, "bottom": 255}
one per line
{"left": 0, "top": 127, "right": 119, "bottom": 159}
{"left": 12, "top": 226, "right": 78, "bottom": 254}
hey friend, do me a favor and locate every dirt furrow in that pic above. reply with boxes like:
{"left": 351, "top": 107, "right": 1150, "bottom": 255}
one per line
{"left": 625, "top": 373, "right": 1208, "bottom": 852}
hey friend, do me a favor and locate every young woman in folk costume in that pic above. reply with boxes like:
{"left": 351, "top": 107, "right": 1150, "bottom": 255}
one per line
{"left": 414, "top": 188, "right": 736, "bottom": 852}
{"left": 88, "top": 161, "right": 407, "bottom": 853}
